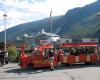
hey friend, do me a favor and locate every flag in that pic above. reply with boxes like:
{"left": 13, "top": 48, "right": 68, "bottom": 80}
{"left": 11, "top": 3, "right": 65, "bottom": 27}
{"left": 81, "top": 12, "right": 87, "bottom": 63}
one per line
{"left": 50, "top": 9, "right": 52, "bottom": 19}
{"left": 49, "top": 9, "right": 52, "bottom": 23}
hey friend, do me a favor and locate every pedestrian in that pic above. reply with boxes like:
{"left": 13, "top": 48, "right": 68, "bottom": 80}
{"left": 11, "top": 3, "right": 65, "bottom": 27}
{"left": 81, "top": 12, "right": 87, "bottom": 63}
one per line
{"left": 0, "top": 50, "right": 2, "bottom": 66}
{"left": 48, "top": 48, "right": 55, "bottom": 71}
{"left": 43, "top": 49, "right": 49, "bottom": 63}
{"left": 17, "top": 49, "right": 21, "bottom": 63}
{"left": 1, "top": 50, "right": 5, "bottom": 66}
{"left": 57, "top": 48, "right": 64, "bottom": 66}
{"left": 5, "top": 51, "right": 8, "bottom": 64}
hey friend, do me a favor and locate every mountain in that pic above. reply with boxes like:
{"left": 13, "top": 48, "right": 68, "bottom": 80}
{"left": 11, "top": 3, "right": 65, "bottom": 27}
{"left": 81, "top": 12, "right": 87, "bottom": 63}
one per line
{"left": 66, "top": 12, "right": 100, "bottom": 38}
{"left": 0, "top": 16, "right": 61, "bottom": 42}
{"left": 0, "top": 0, "right": 100, "bottom": 43}
{"left": 53, "top": 0, "right": 100, "bottom": 36}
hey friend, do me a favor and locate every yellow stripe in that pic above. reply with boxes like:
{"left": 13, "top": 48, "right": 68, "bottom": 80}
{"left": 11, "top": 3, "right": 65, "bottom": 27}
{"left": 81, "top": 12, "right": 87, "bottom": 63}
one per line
{"left": 97, "top": 54, "right": 100, "bottom": 61}
{"left": 75, "top": 56, "right": 79, "bottom": 63}
{"left": 86, "top": 54, "right": 90, "bottom": 62}
{"left": 34, "top": 60, "right": 42, "bottom": 64}
{"left": 63, "top": 56, "right": 67, "bottom": 63}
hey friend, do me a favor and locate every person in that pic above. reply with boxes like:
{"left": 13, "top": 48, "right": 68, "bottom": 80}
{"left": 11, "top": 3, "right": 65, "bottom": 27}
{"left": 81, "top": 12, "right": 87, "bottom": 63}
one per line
{"left": 16, "top": 49, "right": 21, "bottom": 63}
{"left": 43, "top": 49, "right": 49, "bottom": 63}
{"left": 63, "top": 49, "right": 70, "bottom": 56}
{"left": 0, "top": 50, "right": 2, "bottom": 66}
{"left": 57, "top": 48, "right": 64, "bottom": 66}
{"left": 5, "top": 51, "right": 8, "bottom": 64}
{"left": 34, "top": 48, "right": 40, "bottom": 55}
{"left": 0, "top": 50, "right": 5, "bottom": 66}
{"left": 48, "top": 48, "right": 55, "bottom": 71}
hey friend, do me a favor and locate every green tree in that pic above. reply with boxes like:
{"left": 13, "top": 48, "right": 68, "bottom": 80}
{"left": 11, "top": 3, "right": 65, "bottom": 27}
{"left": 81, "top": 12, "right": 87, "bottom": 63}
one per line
{"left": 8, "top": 46, "right": 17, "bottom": 62}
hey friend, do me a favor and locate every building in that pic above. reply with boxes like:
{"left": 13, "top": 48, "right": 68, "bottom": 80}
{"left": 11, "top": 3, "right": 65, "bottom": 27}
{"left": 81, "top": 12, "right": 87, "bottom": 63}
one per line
{"left": 40, "top": 29, "right": 60, "bottom": 42}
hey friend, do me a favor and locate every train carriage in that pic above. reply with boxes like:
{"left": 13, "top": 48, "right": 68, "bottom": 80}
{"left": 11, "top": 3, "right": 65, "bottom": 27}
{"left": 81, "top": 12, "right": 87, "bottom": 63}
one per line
{"left": 59, "top": 39, "right": 99, "bottom": 65}
{"left": 19, "top": 44, "right": 58, "bottom": 69}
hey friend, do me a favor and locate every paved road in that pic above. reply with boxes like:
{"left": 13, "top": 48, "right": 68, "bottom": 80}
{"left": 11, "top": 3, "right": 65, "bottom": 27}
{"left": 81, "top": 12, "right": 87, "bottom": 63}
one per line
{"left": 0, "top": 63, "right": 100, "bottom": 80}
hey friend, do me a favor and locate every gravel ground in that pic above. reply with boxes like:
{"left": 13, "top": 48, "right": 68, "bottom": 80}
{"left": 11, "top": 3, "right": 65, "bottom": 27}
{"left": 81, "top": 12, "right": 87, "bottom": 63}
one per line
{"left": 0, "top": 63, "right": 100, "bottom": 80}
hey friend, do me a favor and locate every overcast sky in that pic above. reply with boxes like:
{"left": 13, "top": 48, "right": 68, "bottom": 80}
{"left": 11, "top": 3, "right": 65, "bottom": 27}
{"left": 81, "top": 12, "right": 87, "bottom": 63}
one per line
{"left": 0, "top": 0, "right": 97, "bottom": 32}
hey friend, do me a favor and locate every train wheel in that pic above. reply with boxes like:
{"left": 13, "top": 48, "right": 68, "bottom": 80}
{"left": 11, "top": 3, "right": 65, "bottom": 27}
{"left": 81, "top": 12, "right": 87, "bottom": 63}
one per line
{"left": 27, "top": 63, "right": 34, "bottom": 69}
{"left": 85, "top": 62, "right": 91, "bottom": 65}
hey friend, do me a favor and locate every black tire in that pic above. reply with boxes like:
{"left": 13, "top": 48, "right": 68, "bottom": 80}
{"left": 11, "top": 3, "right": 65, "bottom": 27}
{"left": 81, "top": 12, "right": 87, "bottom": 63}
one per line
{"left": 85, "top": 62, "right": 91, "bottom": 65}
{"left": 27, "top": 63, "right": 34, "bottom": 69}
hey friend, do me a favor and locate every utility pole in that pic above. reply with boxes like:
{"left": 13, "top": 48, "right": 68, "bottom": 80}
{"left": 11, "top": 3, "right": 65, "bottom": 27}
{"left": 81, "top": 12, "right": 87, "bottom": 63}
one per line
{"left": 3, "top": 13, "right": 7, "bottom": 51}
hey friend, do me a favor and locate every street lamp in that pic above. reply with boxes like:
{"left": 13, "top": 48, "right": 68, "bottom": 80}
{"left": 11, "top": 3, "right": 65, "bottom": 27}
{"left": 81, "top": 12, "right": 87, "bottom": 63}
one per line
{"left": 3, "top": 13, "right": 7, "bottom": 51}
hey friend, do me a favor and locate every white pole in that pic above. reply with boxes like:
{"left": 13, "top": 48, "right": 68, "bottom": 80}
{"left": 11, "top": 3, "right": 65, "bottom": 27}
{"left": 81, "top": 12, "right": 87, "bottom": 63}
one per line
{"left": 3, "top": 13, "right": 7, "bottom": 51}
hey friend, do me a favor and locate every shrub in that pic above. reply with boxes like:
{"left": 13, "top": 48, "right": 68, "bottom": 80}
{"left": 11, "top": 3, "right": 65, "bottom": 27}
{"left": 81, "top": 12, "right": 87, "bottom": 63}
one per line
{"left": 8, "top": 46, "right": 17, "bottom": 62}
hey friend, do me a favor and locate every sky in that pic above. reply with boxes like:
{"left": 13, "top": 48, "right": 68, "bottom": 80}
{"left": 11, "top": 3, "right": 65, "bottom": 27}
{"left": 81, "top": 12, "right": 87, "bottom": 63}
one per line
{"left": 0, "top": 0, "right": 97, "bottom": 32}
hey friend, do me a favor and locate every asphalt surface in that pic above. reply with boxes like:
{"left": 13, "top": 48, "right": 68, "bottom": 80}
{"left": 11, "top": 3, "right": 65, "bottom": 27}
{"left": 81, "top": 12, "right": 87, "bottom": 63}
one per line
{"left": 0, "top": 63, "right": 100, "bottom": 80}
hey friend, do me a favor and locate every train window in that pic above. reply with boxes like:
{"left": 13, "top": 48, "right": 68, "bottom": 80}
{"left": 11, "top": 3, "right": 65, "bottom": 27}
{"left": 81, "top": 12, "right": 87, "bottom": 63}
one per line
{"left": 24, "top": 49, "right": 33, "bottom": 55}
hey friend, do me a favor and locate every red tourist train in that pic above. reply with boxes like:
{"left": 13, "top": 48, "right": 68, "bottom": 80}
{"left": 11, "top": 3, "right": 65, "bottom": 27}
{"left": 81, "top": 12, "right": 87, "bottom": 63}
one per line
{"left": 19, "top": 44, "right": 58, "bottom": 69}
{"left": 19, "top": 38, "right": 100, "bottom": 69}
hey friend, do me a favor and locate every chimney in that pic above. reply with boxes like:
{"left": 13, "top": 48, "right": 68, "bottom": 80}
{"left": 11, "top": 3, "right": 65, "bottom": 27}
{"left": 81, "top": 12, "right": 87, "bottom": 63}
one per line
{"left": 41, "top": 29, "right": 45, "bottom": 33}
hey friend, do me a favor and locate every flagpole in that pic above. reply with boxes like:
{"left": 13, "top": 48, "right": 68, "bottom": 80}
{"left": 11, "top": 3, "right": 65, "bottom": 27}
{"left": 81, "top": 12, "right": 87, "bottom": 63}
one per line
{"left": 49, "top": 9, "right": 53, "bottom": 45}
{"left": 50, "top": 9, "right": 52, "bottom": 34}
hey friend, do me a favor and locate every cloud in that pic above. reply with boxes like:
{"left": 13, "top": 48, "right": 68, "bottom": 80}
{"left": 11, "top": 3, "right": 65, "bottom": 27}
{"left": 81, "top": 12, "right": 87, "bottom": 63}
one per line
{"left": 0, "top": 0, "right": 97, "bottom": 32}
{"left": 34, "top": 0, "right": 46, "bottom": 2}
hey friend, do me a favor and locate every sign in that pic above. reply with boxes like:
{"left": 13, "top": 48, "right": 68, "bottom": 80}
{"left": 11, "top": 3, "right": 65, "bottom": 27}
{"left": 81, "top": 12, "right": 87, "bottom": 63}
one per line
{"left": 82, "top": 38, "right": 98, "bottom": 43}
{"left": 40, "top": 40, "right": 51, "bottom": 45}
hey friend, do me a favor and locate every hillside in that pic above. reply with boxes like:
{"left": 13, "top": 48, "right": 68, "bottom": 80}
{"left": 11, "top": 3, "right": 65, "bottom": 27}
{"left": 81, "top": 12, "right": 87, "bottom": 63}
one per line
{"left": 0, "top": 0, "right": 100, "bottom": 42}
{"left": 65, "top": 12, "right": 100, "bottom": 38}
{"left": 53, "top": 0, "right": 100, "bottom": 36}
{"left": 0, "top": 16, "right": 61, "bottom": 42}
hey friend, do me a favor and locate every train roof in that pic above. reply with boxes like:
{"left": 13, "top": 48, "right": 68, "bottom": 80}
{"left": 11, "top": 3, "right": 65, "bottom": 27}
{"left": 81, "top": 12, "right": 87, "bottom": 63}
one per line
{"left": 37, "top": 44, "right": 53, "bottom": 49}
{"left": 61, "top": 42, "right": 98, "bottom": 47}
